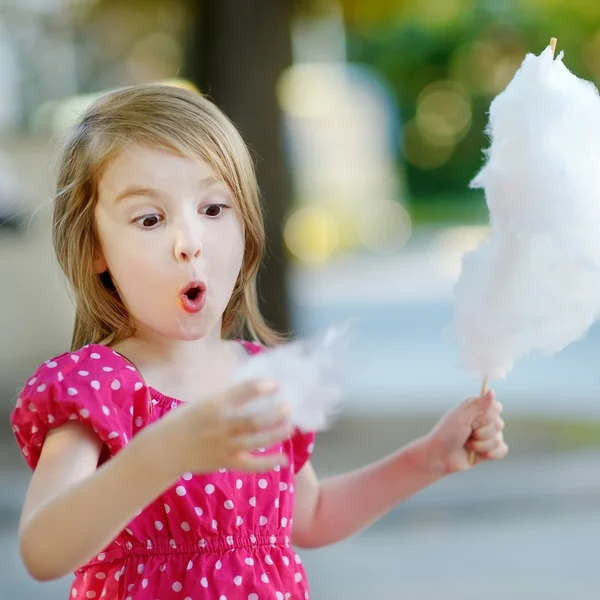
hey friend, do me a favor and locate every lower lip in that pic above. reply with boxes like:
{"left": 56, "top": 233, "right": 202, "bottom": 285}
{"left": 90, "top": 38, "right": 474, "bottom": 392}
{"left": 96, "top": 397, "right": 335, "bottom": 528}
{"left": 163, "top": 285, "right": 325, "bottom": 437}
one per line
{"left": 180, "top": 291, "right": 206, "bottom": 314}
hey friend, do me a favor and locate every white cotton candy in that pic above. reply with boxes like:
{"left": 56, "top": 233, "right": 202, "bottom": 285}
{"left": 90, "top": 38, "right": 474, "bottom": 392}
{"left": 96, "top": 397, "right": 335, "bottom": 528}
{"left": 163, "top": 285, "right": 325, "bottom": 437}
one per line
{"left": 231, "top": 328, "right": 345, "bottom": 432}
{"left": 453, "top": 44, "right": 600, "bottom": 380}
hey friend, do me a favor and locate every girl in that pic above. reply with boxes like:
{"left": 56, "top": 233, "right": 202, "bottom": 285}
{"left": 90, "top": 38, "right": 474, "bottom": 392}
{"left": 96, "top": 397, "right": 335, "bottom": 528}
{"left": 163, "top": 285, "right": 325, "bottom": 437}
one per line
{"left": 10, "top": 84, "right": 507, "bottom": 600}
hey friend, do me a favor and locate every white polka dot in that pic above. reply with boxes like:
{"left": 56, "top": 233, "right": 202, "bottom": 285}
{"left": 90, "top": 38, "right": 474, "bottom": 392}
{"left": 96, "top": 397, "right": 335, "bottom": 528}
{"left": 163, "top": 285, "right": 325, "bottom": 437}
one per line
{"left": 294, "top": 553, "right": 302, "bottom": 564}
{"left": 67, "top": 387, "right": 78, "bottom": 396}
{"left": 58, "top": 372, "right": 64, "bottom": 381}
{"left": 236, "top": 479, "right": 243, "bottom": 489}
{"left": 90, "top": 380, "right": 101, "bottom": 390}
{"left": 259, "top": 516, "right": 267, "bottom": 526}
{"left": 307, "top": 443, "right": 315, "bottom": 453}
{"left": 258, "top": 479, "right": 268, "bottom": 489}
{"left": 199, "top": 539, "right": 207, "bottom": 548}
{"left": 164, "top": 503, "right": 171, "bottom": 514}
{"left": 245, "top": 557, "right": 254, "bottom": 566}
{"left": 101, "top": 406, "right": 110, "bottom": 416}
{"left": 261, "top": 573, "right": 269, "bottom": 583}
{"left": 90, "top": 353, "right": 100, "bottom": 359}
{"left": 212, "top": 519, "right": 218, "bottom": 529}
{"left": 129, "top": 407, "right": 134, "bottom": 415}
{"left": 224, "top": 500, "right": 234, "bottom": 510}
{"left": 36, "top": 384, "right": 47, "bottom": 392}
{"left": 28, "top": 403, "right": 36, "bottom": 412}
{"left": 160, "top": 563, "right": 167, "bottom": 572}
{"left": 187, "top": 560, "right": 193, "bottom": 571}
{"left": 142, "top": 579, "right": 148, "bottom": 589}
{"left": 236, "top": 516, "right": 243, "bottom": 526}
{"left": 134, "top": 382, "right": 143, "bottom": 391}
{"left": 78, "top": 371, "right": 89, "bottom": 377}
{"left": 86, "top": 592, "right": 96, "bottom": 598}
{"left": 265, "top": 555, "right": 274, "bottom": 565}
{"left": 27, "top": 377, "right": 37, "bottom": 386}
{"left": 249, "top": 594, "right": 259, "bottom": 600}
{"left": 183, "top": 472, "right": 193, "bottom": 481}
{"left": 200, "top": 577, "right": 208, "bottom": 588}
{"left": 72, "top": 590, "right": 77, "bottom": 598}
{"left": 279, "top": 482, "right": 288, "bottom": 491}
{"left": 146, "top": 540, "right": 152, "bottom": 549}
{"left": 95, "top": 572, "right": 106, "bottom": 580}
{"left": 79, "top": 409, "right": 90, "bottom": 418}
{"left": 31, "top": 426, "right": 38, "bottom": 433}
{"left": 194, "top": 506, "right": 203, "bottom": 516}
{"left": 136, "top": 563, "right": 144, "bottom": 574}
{"left": 281, "top": 517, "right": 288, "bottom": 527}
{"left": 205, "top": 484, "right": 215, "bottom": 494}
{"left": 216, "top": 560, "right": 222, "bottom": 570}
{"left": 172, "top": 582, "right": 183, "bottom": 592}
{"left": 249, "top": 497, "right": 256, "bottom": 507}
{"left": 282, "top": 556, "right": 290, "bottom": 566}
{"left": 103, "top": 367, "right": 113, "bottom": 372}
{"left": 274, "top": 498, "right": 280, "bottom": 508}
{"left": 97, "top": 553, "right": 105, "bottom": 561}
{"left": 110, "top": 379, "right": 121, "bottom": 390}
{"left": 108, "top": 432, "right": 119, "bottom": 439}
{"left": 219, "top": 597, "right": 227, "bottom": 600}
{"left": 47, "top": 361, "right": 57, "bottom": 368}
{"left": 295, "top": 572, "right": 302, "bottom": 582}
{"left": 250, "top": 534, "right": 257, "bottom": 544}
{"left": 234, "top": 576, "right": 242, "bottom": 586}
{"left": 226, "top": 535, "right": 234, "bottom": 545}
{"left": 270, "top": 535, "right": 277, "bottom": 545}
{"left": 276, "top": 593, "right": 284, "bottom": 600}
{"left": 170, "top": 539, "right": 177, "bottom": 548}
{"left": 154, "top": 521, "right": 163, "bottom": 531}
{"left": 273, "top": 464, "right": 281, "bottom": 472}
{"left": 218, "top": 467, "right": 227, "bottom": 473}
{"left": 258, "top": 447, "right": 266, "bottom": 453}
{"left": 135, "top": 417, "right": 143, "bottom": 427}
{"left": 176, "top": 486, "right": 186, "bottom": 496}
{"left": 181, "top": 521, "right": 191, "bottom": 532}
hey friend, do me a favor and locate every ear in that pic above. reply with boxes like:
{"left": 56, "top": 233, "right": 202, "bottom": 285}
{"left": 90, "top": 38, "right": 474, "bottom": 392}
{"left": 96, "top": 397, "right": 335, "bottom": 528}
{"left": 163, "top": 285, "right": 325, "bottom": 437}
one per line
{"left": 93, "top": 251, "right": 108, "bottom": 274}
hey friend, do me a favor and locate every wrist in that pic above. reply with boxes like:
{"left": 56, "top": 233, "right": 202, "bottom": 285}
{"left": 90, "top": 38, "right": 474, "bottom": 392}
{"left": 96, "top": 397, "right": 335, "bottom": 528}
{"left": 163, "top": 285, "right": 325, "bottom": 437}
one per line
{"left": 405, "top": 435, "right": 449, "bottom": 481}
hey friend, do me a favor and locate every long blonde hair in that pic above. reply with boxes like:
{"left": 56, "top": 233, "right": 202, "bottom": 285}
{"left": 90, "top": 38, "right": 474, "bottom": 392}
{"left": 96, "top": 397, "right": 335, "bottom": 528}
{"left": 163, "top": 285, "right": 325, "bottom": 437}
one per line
{"left": 52, "top": 84, "right": 282, "bottom": 350}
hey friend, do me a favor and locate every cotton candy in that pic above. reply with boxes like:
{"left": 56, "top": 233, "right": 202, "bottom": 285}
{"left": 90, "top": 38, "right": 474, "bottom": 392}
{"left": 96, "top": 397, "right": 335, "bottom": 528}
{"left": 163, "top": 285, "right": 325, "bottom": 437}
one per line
{"left": 453, "top": 43, "right": 600, "bottom": 380}
{"left": 231, "top": 328, "right": 346, "bottom": 432}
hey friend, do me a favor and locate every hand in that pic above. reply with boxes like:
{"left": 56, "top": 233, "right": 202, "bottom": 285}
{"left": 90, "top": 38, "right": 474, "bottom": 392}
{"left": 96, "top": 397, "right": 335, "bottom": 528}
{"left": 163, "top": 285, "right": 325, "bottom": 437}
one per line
{"left": 158, "top": 379, "right": 293, "bottom": 476}
{"left": 422, "top": 390, "right": 508, "bottom": 475}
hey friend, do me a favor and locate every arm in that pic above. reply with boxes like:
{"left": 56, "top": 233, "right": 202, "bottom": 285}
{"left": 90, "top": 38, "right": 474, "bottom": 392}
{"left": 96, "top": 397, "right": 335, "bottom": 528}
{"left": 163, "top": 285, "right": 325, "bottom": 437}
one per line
{"left": 19, "top": 421, "right": 181, "bottom": 582}
{"left": 292, "top": 392, "right": 507, "bottom": 548}
{"left": 291, "top": 437, "right": 441, "bottom": 549}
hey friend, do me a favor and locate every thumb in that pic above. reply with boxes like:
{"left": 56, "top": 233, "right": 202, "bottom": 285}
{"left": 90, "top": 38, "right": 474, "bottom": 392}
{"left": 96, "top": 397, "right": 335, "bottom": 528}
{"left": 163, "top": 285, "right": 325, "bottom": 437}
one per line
{"left": 462, "top": 390, "right": 494, "bottom": 423}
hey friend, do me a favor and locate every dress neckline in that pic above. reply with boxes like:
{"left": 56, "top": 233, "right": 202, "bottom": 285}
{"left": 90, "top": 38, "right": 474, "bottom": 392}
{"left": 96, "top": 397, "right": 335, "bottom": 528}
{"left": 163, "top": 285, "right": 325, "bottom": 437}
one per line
{"left": 86, "top": 340, "right": 257, "bottom": 407}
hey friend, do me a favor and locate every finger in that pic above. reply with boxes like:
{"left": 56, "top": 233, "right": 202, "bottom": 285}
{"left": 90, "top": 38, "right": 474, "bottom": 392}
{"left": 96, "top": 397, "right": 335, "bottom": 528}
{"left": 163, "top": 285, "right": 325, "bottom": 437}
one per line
{"left": 466, "top": 432, "right": 504, "bottom": 454}
{"left": 227, "top": 379, "right": 279, "bottom": 407}
{"left": 230, "top": 451, "right": 290, "bottom": 473}
{"left": 461, "top": 390, "right": 495, "bottom": 423}
{"left": 232, "top": 422, "right": 295, "bottom": 453}
{"left": 480, "top": 442, "right": 509, "bottom": 461}
{"left": 471, "top": 416, "right": 504, "bottom": 440}
{"left": 228, "top": 401, "right": 291, "bottom": 435}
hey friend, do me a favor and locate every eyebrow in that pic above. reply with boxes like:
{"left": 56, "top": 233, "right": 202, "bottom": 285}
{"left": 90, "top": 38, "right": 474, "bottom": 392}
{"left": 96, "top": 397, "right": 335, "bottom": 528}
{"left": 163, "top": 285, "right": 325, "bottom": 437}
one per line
{"left": 113, "top": 175, "right": 224, "bottom": 204}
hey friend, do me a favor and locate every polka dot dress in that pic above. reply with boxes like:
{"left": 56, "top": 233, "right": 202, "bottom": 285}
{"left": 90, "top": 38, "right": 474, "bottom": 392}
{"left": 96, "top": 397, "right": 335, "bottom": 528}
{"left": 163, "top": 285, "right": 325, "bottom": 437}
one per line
{"left": 11, "top": 342, "right": 315, "bottom": 599}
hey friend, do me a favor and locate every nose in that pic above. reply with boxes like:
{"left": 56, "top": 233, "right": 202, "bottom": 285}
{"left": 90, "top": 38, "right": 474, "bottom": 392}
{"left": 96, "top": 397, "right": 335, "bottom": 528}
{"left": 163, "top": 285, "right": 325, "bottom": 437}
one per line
{"left": 173, "top": 222, "right": 202, "bottom": 263}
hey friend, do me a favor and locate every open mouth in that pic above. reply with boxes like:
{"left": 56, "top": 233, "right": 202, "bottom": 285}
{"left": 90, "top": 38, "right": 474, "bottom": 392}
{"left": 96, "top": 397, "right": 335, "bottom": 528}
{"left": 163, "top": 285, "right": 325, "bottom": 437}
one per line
{"left": 180, "top": 281, "right": 207, "bottom": 313}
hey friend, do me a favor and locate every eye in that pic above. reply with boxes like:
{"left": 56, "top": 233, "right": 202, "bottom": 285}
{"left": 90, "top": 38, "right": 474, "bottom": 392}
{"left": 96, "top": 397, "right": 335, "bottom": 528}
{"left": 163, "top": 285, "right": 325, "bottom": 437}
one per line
{"left": 135, "top": 214, "right": 163, "bottom": 229}
{"left": 202, "top": 204, "right": 228, "bottom": 218}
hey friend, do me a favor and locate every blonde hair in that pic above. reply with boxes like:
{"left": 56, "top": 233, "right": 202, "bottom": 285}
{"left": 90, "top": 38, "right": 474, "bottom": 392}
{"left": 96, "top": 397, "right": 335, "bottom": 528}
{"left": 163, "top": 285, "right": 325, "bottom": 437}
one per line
{"left": 52, "top": 84, "right": 282, "bottom": 351}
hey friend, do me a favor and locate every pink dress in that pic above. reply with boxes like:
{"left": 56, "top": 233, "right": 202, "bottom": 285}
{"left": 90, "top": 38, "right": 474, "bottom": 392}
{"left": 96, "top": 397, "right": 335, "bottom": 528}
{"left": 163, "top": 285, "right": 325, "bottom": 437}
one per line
{"left": 10, "top": 342, "right": 316, "bottom": 599}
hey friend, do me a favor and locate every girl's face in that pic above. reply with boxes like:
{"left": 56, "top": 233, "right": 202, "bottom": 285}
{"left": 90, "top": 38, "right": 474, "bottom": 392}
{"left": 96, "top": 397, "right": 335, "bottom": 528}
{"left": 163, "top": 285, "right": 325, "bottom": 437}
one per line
{"left": 94, "top": 146, "right": 245, "bottom": 342}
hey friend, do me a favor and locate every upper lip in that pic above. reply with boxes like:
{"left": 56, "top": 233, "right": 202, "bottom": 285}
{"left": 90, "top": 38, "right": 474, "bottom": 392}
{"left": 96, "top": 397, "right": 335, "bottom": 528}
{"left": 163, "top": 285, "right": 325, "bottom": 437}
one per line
{"left": 180, "top": 279, "right": 206, "bottom": 296}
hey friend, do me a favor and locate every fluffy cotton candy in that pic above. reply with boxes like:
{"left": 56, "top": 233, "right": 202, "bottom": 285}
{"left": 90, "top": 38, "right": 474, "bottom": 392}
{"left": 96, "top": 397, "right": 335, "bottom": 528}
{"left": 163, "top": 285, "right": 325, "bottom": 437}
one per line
{"left": 453, "top": 44, "right": 600, "bottom": 379}
{"left": 231, "top": 328, "right": 345, "bottom": 432}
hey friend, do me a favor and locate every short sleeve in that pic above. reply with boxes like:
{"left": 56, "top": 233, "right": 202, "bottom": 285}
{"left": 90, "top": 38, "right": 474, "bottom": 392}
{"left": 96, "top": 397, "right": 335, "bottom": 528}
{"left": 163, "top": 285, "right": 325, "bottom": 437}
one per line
{"left": 290, "top": 429, "right": 316, "bottom": 473}
{"left": 10, "top": 349, "right": 138, "bottom": 471}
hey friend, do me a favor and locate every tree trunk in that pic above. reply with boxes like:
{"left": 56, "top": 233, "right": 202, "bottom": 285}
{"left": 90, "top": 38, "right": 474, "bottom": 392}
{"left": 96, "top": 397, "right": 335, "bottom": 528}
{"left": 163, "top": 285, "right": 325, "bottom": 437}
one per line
{"left": 185, "top": 0, "right": 294, "bottom": 336}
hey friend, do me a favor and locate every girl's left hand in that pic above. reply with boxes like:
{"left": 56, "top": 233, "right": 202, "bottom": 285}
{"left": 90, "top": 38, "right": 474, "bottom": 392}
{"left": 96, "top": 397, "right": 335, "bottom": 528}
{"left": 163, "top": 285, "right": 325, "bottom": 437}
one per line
{"left": 423, "top": 390, "right": 508, "bottom": 475}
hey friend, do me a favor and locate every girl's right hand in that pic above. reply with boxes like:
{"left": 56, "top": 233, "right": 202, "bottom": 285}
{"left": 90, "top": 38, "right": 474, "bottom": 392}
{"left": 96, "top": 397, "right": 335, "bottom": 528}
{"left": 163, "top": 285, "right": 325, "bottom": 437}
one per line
{"left": 157, "top": 379, "right": 293, "bottom": 476}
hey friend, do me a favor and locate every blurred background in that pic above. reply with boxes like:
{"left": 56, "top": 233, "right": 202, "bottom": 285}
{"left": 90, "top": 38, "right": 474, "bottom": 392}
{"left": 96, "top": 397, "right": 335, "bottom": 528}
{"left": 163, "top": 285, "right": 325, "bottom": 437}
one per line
{"left": 1, "top": 0, "right": 600, "bottom": 598}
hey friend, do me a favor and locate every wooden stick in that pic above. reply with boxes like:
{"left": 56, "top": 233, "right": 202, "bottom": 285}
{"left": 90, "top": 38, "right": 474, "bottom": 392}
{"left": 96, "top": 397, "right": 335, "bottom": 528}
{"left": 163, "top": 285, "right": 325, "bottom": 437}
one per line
{"left": 550, "top": 37, "right": 557, "bottom": 56}
{"left": 468, "top": 377, "right": 488, "bottom": 466}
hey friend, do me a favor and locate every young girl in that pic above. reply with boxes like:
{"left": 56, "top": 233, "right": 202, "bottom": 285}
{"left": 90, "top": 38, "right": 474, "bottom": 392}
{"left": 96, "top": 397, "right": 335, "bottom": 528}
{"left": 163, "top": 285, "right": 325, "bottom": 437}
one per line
{"left": 10, "top": 84, "right": 507, "bottom": 600}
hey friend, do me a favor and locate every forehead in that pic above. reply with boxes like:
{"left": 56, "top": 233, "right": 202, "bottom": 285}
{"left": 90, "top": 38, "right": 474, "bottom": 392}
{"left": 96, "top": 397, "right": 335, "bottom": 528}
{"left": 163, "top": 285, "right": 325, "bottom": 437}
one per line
{"left": 97, "top": 145, "right": 227, "bottom": 201}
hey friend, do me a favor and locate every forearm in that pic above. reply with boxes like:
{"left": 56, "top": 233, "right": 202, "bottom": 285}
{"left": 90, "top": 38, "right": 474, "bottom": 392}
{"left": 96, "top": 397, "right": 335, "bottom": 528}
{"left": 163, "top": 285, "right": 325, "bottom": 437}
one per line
{"left": 19, "top": 425, "right": 180, "bottom": 581}
{"left": 297, "top": 437, "right": 444, "bottom": 548}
